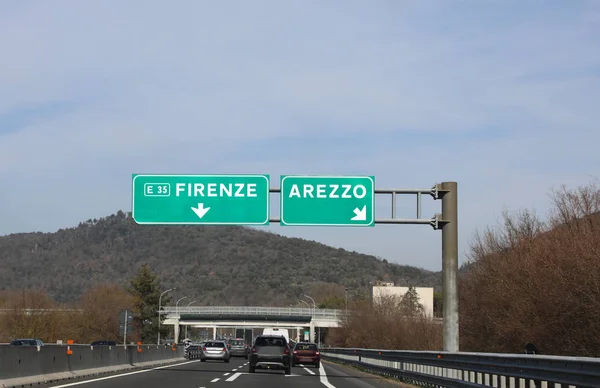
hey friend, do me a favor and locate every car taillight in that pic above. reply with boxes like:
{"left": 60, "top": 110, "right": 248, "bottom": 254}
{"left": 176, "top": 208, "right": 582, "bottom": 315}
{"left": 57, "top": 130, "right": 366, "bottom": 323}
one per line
{"left": 202, "top": 347, "right": 207, "bottom": 352}
{"left": 251, "top": 346, "right": 257, "bottom": 353}
{"left": 293, "top": 350, "right": 298, "bottom": 354}
{"left": 283, "top": 347, "right": 290, "bottom": 355}
{"left": 222, "top": 347, "right": 227, "bottom": 352}
{"left": 316, "top": 351, "right": 320, "bottom": 355}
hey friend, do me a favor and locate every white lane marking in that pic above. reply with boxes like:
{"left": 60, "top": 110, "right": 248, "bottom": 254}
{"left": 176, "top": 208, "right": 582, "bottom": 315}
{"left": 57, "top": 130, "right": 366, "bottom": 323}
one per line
{"left": 211, "top": 378, "right": 220, "bottom": 382}
{"left": 225, "top": 372, "right": 242, "bottom": 382}
{"left": 224, "top": 372, "right": 230, "bottom": 376}
{"left": 232, "top": 368, "right": 238, "bottom": 371}
{"left": 47, "top": 360, "right": 201, "bottom": 387}
{"left": 319, "top": 363, "right": 336, "bottom": 388}
{"left": 303, "top": 366, "right": 316, "bottom": 375}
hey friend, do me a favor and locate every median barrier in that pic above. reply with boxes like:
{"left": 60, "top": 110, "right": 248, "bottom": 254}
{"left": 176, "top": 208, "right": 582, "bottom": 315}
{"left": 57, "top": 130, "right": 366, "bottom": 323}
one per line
{"left": 0, "top": 344, "right": 185, "bottom": 388}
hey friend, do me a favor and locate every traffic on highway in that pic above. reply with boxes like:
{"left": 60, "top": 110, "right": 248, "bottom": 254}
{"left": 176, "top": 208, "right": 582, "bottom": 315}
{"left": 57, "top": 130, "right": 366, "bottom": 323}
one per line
{"left": 32, "top": 351, "right": 388, "bottom": 388}
{"left": 2, "top": 3, "right": 600, "bottom": 388}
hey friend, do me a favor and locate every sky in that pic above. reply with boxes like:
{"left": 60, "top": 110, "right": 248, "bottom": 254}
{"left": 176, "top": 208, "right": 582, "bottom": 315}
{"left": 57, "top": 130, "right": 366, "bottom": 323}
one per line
{"left": 1, "top": 0, "right": 599, "bottom": 271}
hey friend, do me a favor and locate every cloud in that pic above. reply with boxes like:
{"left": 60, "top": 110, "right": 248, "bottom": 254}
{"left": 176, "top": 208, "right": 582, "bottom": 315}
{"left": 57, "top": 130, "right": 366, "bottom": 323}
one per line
{"left": 1, "top": 0, "right": 599, "bottom": 271}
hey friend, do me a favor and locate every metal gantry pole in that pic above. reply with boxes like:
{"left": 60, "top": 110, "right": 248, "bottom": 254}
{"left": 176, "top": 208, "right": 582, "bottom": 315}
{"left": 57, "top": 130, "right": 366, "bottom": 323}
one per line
{"left": 440, "top": 182, "right": 459, "bottom": 352}
{"left": 270, "top": 181, "right": 459, "bottom": 351}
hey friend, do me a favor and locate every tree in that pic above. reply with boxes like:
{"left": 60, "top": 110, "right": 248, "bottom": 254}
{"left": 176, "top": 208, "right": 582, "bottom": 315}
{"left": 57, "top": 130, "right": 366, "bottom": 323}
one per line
{"left": 318, "top": 295, "right": 345, "bottom": 309}
{"left": 399, "top": 286, "right": 424, "bottom": 317}
{"left": 460, "top": 180, "right": 600, "bottom": 356}
{"left": 128, "top": 264, "right": 169, "bottom": 343}
{"left": 76, "top": 284, "right": 134, "bottom": 343}
{"left": 0, "top": 289, "right": 69, "bottom": 342}
{"left": 330, "top": 295, "right": 442, "bottom": 350}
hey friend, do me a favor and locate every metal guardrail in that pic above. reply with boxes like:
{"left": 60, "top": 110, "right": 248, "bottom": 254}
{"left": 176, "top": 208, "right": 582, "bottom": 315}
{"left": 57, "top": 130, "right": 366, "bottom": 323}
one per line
{"left": 162, "top": 306, "right": 345, "bottom": 321}
{"left": 321, "top": 347, "right": 600, "bottom": 388}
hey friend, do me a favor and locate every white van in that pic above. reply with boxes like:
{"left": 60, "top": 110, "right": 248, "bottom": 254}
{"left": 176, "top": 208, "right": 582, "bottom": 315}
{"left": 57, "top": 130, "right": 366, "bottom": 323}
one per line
{"left": 262, "top": 327, "right": 289, "bottom": 343}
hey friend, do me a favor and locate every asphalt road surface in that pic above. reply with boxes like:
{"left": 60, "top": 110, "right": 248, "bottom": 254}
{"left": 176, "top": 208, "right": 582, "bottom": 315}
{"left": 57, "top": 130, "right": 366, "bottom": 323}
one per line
{"left": 38, "top": 357, "right": 408, "bottom": 388}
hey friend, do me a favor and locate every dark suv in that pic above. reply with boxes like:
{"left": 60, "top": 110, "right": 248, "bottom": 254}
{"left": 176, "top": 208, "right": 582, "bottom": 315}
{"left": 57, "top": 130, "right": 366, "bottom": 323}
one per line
{"left": 249, "top": 335, "right": 292, "bottom": 375}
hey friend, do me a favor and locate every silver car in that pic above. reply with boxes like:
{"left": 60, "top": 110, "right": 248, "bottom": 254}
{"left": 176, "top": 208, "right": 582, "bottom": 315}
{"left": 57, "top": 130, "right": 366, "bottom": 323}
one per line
{"left": 201, "top": 341, "right": 230, "bottom": 363}
{"left": 228, "top": 338, "right": 249, "bottom": 359}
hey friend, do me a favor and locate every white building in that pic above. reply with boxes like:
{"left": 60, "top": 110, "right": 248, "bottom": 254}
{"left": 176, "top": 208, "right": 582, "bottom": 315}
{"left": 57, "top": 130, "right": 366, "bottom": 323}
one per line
{"left": 371, "top": 283, "right": 434, "bottom": 318}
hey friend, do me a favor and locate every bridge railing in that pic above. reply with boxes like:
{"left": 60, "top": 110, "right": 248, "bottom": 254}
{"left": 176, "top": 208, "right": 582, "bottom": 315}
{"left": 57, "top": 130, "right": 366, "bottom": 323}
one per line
{"left": 161, "top": 306, "right": 345, "bottom": 321}
{"left": 321, "top": 347, "right": 600, "bottom": 388}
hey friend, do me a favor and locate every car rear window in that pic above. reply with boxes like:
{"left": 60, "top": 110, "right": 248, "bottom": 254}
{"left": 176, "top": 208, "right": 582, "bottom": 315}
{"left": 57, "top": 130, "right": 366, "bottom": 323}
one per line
{"left": 255, "top": 337, "right": 286, "bottom": 347}
{"left": 296, "top": 344, "right": 317, "bottom": 351}
{"left": 204, "top": 342, "right": 225, "bottom": 348}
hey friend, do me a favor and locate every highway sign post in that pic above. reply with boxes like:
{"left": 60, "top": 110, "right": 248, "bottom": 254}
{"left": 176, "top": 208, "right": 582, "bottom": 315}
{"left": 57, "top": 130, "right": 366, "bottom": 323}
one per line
{"left": 131, "top": 175, "right": 458, "bottom": 352}
{"left": 132, "top": 174, "right": 270, "bottom": 225}
{"left": 279, "top": 175, "right": 375, "bottom": 226}
{"left": 119, "top": 309, "right": 133, "bottom": 346}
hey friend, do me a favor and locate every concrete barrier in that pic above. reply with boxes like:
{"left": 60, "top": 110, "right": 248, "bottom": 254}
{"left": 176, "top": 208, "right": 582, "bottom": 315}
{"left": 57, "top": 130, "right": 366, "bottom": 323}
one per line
{"left": 0, "top": 344, "right": 185, "bottom": 387}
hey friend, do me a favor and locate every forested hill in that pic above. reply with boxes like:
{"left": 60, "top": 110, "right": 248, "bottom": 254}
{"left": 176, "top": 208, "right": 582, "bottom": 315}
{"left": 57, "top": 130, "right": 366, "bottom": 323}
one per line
{"left": 0, "top": 211, "right": 442, "bottom": 304}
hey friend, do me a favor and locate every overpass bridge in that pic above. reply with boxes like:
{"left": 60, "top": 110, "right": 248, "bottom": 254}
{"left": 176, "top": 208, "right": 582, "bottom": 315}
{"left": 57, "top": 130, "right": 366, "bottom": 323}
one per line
{"left": 162, "top": 306, "right": 346, "bottom": 342}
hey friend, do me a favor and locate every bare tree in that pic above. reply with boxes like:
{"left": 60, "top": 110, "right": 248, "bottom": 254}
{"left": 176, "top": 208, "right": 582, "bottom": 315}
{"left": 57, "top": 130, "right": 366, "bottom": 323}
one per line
{"left": 460, "top": 180, "right": 600, "bottom": 356}
{"left": 75, "top": 283, "right": 134, "bottom": 343}
{"left": 329, "top": 294, "right": 442, "bottom": 350}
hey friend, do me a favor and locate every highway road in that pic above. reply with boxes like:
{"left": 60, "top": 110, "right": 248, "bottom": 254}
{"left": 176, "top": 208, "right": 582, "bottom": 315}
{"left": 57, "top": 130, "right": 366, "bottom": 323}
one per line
{"left": 34, "top": 358, "right": 406, "bottom": 388}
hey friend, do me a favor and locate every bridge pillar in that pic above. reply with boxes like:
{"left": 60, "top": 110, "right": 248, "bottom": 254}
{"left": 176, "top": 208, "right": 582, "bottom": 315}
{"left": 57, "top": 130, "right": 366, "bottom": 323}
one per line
{"left": 174, "top": 319, "right": 180, "bottom": 344}
{"left": 309, "top": 322, "right": 315, "bottom": 343}
{"left": 212, "top": 326, "right": 217, "bottom": 340}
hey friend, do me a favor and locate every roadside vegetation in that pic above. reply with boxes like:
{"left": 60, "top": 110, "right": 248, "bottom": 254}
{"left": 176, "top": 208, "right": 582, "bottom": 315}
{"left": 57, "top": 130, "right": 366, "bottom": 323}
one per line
{"left": 0, "top": 264, "right": 168, "bottom": 344}
{"left": 329, "top": 289, "right": 443, "bottom": 350}
{"left": 328, "top": 180, "right": 600, "bottom": 357}
{"left": 460, "top": 180, "right": 600, "bottom": 357}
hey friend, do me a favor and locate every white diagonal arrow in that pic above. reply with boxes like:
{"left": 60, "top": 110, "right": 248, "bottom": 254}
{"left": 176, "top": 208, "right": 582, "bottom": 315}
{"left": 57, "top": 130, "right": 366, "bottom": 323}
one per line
{"left": 191, "top": 203, "right": 210, "bottom": 219}
{"left": 351, "top": 205, "right": 367, "bottom": 221}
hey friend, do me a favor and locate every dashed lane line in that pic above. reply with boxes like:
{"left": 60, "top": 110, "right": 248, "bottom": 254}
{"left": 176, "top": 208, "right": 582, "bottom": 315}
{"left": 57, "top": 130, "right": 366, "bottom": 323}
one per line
{"left": 302, "top": 366, "right": 316, "bottom": 375}
{"left": 225, "top": 373, "right": 242, "bottom": 382}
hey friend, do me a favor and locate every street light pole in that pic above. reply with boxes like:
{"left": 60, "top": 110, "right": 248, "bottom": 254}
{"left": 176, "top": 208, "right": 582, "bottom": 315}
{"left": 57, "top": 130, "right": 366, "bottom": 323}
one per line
{"left": 302, "top": 294, "right": 317, "bottom": 311}
{"left": 185, "top": 300, "right": 197, "bottom": 339}
{"left": 302, "top": 294, "right": 318, "bottom": 345}
{"left": 299, "top": 300, "right": 311, "bottom": 342}
{"left": 345, "top": 288, "right": 349, "bottom": 312}
{"left": 175, "top": 296, "right": 189, "bottom": 343}
{"left": 158, "top": 288, "right": 175, "bottom": 345}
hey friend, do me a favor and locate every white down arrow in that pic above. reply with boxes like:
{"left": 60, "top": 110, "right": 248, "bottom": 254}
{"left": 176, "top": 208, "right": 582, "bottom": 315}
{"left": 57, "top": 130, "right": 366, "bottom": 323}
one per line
{"left": 191, "top": 203, "right": 210, "bottom": 219}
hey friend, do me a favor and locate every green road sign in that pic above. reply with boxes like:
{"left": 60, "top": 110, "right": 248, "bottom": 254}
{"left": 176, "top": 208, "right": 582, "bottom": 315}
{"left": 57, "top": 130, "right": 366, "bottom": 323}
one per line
{"left": 280, "top": 175, "right": 375, "bottom": 226}
{"left": 132, "top": 174, "right": 270, "bottom": 225}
